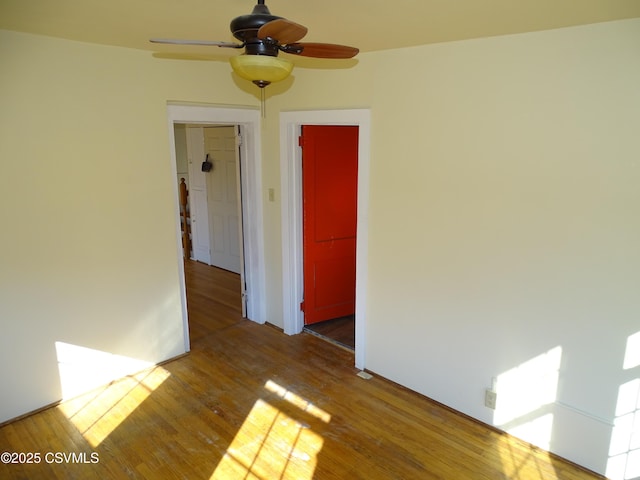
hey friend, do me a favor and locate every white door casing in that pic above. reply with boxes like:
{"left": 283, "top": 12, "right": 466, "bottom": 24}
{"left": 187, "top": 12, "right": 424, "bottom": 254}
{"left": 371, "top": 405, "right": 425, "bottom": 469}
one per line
{"left": 167, "top": 103, "right": 266, "bottom": 353}
{"left": 279, "top": 109, "right": 371, "bottom": 370}
{"left": 234, "top": 125, "right": 248, "bottom": 319}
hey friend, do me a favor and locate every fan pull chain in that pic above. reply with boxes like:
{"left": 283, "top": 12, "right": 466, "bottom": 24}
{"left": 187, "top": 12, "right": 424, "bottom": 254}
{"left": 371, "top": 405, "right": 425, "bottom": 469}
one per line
{"left": 260, "top": 88, "right": 266, "bottom": 118}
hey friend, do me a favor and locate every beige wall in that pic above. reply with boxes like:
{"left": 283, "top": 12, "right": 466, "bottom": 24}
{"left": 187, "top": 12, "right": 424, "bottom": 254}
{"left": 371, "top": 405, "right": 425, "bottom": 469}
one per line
{"left": 0, "top": 29, "right": 256, "bottom": 421}
{"left": 1, "top": 17, "right": 639, "bottom": 476}
{"left": 264, "top": 20, "right": 640, "bottom": 475}
{"left": 362, "top": 20, "right": 640, "bottom": 474}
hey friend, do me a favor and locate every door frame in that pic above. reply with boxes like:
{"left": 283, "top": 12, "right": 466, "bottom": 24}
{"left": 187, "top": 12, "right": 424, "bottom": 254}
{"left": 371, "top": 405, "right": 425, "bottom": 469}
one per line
{"left": 167, "top": 103, "right": 266, "bottom": 353}
{"left": 280, "top": 109, "right": 371, "bottom": 369}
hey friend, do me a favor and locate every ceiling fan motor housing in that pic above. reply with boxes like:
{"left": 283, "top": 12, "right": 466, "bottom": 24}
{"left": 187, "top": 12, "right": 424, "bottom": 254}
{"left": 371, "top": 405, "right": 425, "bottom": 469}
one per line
{"left": 150, "top": 0, "right": 358, "bottom": 89}
{"left": 230, "top": 2, "right": 282, "bottom": 56}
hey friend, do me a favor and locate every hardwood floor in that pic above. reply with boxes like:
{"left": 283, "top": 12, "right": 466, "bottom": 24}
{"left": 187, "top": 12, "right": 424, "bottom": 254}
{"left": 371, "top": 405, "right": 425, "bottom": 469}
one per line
{"left": 305, "top": 315, "right": 355, "bottom": 350}
{"left": 0, "top": 260, "right": 604, "bottom": 479}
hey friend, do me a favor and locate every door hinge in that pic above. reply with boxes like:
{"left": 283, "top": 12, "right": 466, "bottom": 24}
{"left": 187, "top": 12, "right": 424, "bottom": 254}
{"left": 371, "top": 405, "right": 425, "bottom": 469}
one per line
{"left": 300, "top": 301, "right": 305, "bottom": 312}
{"left": 298, "top": 135, "right": 304, "bottom": 147}
{"left": 237, "top": 134, "right": 243, "bottom": 146}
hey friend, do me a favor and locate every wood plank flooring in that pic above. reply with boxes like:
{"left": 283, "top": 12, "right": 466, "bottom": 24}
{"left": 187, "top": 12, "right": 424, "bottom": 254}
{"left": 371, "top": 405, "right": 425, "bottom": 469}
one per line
{"left": 0, "top": 260, "right": 604, "bottom": 479}
{"left": 305, "top": 315, "right": 355, "bottom": 350}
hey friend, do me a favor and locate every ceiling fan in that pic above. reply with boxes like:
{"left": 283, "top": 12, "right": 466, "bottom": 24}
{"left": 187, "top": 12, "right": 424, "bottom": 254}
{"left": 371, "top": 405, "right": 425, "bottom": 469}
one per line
{"left": 150, "top": 0, "right": 359, "bottom": 88}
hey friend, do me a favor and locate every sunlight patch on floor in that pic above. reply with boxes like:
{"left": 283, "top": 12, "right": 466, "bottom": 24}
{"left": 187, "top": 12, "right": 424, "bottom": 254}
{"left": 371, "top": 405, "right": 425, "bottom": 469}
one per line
{"left": 210, "top": 380, "right": 329, "bottom": 480}
{"left": 264, "top": 379, "right": 332, "bottom": 424}
{"left": 496, "top": 434, "right": 558, "bottom": 480}
{"left": 57, "top": 365, "right": 170, "bottom": 448}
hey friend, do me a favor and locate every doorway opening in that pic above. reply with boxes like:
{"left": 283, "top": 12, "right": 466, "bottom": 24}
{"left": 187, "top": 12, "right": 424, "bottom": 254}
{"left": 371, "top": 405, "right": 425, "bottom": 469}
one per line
{"left": 175, "top": 123, "right": 247, "bottom": 317}
{"left": 279, "top": 109, "right": 371, "bottom": 369}
{"left": 299, "top": 125, "right": 359, "bottom": 350}
{"left": 167, "top": 104, "right": 266, "bottom": 353}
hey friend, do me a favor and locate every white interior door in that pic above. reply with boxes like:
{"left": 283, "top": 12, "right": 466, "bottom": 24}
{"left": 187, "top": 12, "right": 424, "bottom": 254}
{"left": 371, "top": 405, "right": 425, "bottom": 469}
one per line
{"left": 204, "top": 126, "right": 242, "bottom": 274}
{"left": 186, "top": 126, "right": 211, "bottom": 264}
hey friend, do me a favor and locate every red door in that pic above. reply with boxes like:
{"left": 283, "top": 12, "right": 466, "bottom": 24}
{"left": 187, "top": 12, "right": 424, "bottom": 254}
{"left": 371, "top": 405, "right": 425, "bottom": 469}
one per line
{"left": 301, "top": 125, "right": 358, "bottom": 325}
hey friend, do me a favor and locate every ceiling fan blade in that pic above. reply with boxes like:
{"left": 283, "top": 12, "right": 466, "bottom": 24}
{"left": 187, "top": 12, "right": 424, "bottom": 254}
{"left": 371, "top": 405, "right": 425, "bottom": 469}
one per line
{"left": 287, "top": 43, "right": 359, "bottom": 59}
{"left": 150, "top": 38, "right": 242, "bottom": 48}
{"left": 258, "top": 19, "right": 308, "bottom": 44}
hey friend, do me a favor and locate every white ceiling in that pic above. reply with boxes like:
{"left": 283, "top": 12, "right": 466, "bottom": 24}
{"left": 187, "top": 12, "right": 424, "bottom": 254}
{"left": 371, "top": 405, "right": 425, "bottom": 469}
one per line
{"left": 2, "top": 0, "right": 639, "bottom": 61}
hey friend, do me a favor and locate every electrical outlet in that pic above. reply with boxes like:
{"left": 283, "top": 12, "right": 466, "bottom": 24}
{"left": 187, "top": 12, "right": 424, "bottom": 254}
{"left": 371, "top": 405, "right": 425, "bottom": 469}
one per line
{"left": 485, "top": 389, "right": 497, "bottom": 409}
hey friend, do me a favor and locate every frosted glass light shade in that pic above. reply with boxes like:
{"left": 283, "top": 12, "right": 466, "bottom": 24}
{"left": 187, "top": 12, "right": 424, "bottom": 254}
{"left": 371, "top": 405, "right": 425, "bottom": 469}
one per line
{"left": 230, "top": 55, "right": 293, "bottom": 88}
